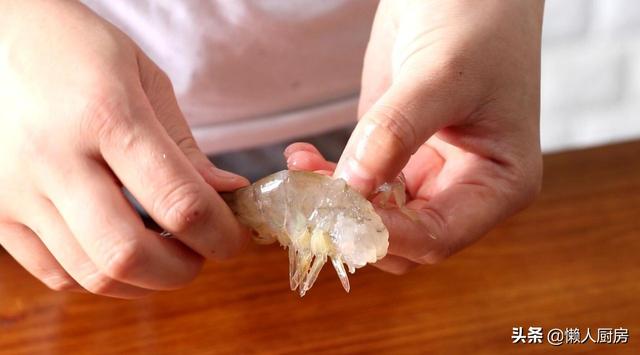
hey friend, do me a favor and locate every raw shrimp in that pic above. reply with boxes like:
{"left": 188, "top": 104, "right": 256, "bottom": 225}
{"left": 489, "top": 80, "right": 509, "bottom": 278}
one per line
{"left": 223, "top": 170, "right": 403, "bottom": 296}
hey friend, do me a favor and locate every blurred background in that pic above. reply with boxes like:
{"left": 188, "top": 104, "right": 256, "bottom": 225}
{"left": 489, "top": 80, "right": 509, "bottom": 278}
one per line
{"left": 80, "top": 0, "right": 640, "bottom": 180}
{"left": 541, "top": 0, "right": 640, "bottom": 152}
{"left": 214, "top": 0, "right": 640, "bottom": 179}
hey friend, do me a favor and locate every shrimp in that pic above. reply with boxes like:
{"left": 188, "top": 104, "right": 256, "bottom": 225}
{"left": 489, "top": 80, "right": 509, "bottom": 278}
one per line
{"left": 223, "top": 170, "right": 403, "bottom": 296}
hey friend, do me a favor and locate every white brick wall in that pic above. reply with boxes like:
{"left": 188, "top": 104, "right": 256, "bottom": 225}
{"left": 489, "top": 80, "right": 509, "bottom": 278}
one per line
{"left": 541, "top": 0, "right": 640, "bottom": 151}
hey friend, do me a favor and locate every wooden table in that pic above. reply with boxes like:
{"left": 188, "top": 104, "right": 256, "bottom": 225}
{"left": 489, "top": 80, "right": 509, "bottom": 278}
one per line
{"left": 1, "top": 141, "right": 639, "bottom": 354}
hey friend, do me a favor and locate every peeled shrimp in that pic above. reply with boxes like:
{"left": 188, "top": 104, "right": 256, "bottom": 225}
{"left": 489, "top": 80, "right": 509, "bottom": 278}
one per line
{"left": 223, "top": 170, "right": 397, "bottom": 296}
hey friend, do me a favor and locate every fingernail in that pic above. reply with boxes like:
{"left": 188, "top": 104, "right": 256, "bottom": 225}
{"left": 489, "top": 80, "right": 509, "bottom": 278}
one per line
{"left": 335, "top": 158, "right": 376, "bottom": 195}
{"left": 210, "top": 167, "right": 244, "bottom": 181}
{"left": 283, "top": 145, "right": 295, "bottom": 159}
{"left": 283, "top": 143, "right": 305, "bottom": 159}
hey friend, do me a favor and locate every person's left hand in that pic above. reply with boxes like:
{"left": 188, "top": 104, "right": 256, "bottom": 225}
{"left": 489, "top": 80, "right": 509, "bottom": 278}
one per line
{"left": 284, "top": 0, "right": 544, "bottom": 274}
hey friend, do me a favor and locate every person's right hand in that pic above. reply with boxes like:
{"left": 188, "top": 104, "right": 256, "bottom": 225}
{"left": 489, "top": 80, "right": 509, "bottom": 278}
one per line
{"left": 0, "top": 0, "right": 249, "bottom": 298}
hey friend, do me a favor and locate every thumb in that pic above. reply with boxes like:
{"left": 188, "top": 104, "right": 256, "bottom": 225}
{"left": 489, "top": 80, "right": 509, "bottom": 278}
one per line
{"left": 335, "top": 76, "right": 464, "bottom": 195}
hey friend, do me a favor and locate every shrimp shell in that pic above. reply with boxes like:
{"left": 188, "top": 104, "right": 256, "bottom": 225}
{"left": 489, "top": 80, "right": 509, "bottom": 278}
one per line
{"left": 223, "top": 170, "right": 389, "bottom": 296}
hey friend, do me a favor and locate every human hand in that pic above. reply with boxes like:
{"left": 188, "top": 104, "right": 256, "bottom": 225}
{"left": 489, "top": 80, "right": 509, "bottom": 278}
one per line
{"left": 287, "top": 0, "right": 544, "bottom": 273}
{"left": 0, "top": 1, "right": 249, "bottom": 298}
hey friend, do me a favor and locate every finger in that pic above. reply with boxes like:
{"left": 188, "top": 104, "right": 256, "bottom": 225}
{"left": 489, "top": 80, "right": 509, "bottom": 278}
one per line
{"left": 335, "top": 71, "right": 471, "bottom": 196}
{"left": 43, "top": 158, "right": 204, "bottom": 290}
{"left": 0, "top": 222, "right": 82, "bottom": 292}
{"left": 284, "top": 142, "right": 323, "bottom": 159}
{"left": 358, "top": 0, "right": 395, "bottom": 118}
{"left": 378, "top": 175, "right": 532, "bottom": 264}
{"left": 137, "top": 51, "right": 249, "bottom": 193}
{"left": 336, "top": 43, "right": 481, "bottom": 196}
{"left": 96, "top": 82, "right": 248, "bottom": 259}
{"left": 338, "top": 0, "right": 405, "bottom": 193}
{"left": 285, "top": 142, "right": 336, "bottom": 171}
{"left": 375, "top": 202, "right": 439, "bottom": 263}
{"left": 27, "top": 200, "right": 153, "bottom": 298}
{"left": 373, "top": 254, "right": 419, "bottom": 275}
{"left": 286, "top": 150, "right": 336, "bottom": 172}
{"left": 206, "top": 166, "right": 250, "bottom": 192}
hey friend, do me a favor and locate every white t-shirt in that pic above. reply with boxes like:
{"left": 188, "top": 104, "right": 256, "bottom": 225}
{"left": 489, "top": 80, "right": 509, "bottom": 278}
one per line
{"left": 81, "top": 0, "right": 378, "bottom": 154}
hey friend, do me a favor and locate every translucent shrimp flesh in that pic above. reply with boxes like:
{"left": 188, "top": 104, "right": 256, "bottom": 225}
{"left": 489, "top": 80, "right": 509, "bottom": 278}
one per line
{"left": 223, "top": 170, "right": 396, "bottom": 297}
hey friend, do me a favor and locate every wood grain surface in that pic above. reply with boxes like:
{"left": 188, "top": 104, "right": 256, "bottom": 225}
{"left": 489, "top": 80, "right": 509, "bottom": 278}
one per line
{"left": 1, "top": 141, "right": 639, "bottom": 354}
